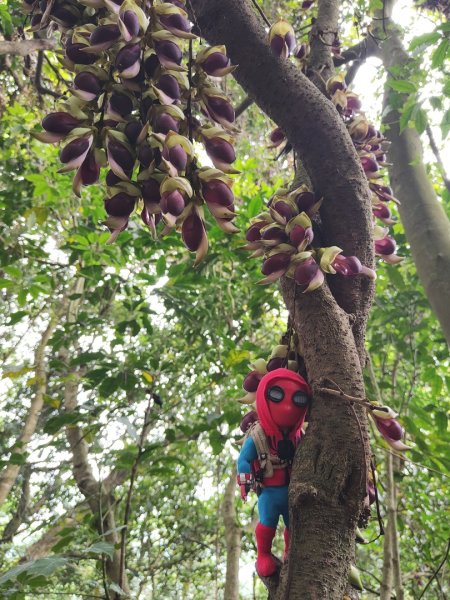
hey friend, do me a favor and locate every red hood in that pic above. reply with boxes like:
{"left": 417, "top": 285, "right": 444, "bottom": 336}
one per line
{"left": 256, "top": 368, "right": 311, "bottom": 444}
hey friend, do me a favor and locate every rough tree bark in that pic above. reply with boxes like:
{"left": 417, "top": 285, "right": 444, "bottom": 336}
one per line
{"left": 190, "top": 1, "right": 374, "bottom": 597}
{"left": 0, "top": 313, "right": 58, "bottom": 508}
{"left": 379, "top": 0, "right": 450, "bottom": 345}
{"left": 222, "top": 465, "right": 241, "bottom": 600}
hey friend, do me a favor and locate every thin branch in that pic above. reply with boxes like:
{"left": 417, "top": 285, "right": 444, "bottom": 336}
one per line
{"left": 235, "top": 95, "right": 254, "bottom": 118}
{"left": 418, "top": 538, "right": 450, "bottom": 600}
{"left": 118, "top": 395, "right": 154, "bottom": 589}
{"left": 35, "top": 50, "right": 61, "bottom": 99}
{"left": 425, "top": 124, "right": 450, "bottom": 193}
{"left": 249, "top": 0, "right": 271, "bottom": 27}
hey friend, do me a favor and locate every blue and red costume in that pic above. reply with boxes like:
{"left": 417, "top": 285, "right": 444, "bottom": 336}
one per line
{"left": 237, "top": 368, "right": 311, "bottom": 577}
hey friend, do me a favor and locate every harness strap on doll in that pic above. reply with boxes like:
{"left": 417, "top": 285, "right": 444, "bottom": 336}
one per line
{"left": 246, "top": 422, "right": 287, "bottom": 483}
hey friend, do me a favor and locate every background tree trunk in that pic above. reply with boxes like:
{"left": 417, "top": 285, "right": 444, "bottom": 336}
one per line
{"left": 222, "top": 465, "right": 241, "bottom": 600}
{"left": 0, "top": 313, "right": 58, "bottom": 508}
{"left": 60, "top": 278, "right": 130, "bottom": 599}
{"left": 380, "top": 7, "right": 450, "bottom": 345}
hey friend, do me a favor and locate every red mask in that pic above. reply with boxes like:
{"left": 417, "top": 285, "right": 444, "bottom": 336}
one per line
{"left": 256, "top": 368, "right": 311, "bottom": 444}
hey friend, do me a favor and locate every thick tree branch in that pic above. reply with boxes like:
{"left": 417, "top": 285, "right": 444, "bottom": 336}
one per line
{"left": 190, "top": 0, "right": 374, "bottom": 362}
{"left": 0, "top": 38, "right": 55, "bottom": 56}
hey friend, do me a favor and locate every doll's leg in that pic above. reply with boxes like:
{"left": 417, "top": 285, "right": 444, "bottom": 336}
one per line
{"left": 255, "top": 489, "right": 279, "bottom": 577}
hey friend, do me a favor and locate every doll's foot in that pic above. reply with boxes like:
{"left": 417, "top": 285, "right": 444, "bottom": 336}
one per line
{"left": 256, "top": 553, "right": 278, "bottom": 577}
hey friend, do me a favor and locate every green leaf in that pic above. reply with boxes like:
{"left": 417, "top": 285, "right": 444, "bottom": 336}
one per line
{"left": 9, "top": 452, "right": 27, "bottom": 465}
{"left": 8, "top": 311, "right": 28, "bottom": 326}
{"left": 0, "top": 557, "right": 68, "bottom": 586}
{"left": 43, "top": 412, "right": 83, "bottom": 435}
{"left": 409, "top": 31, "right": 440, "bottom": 50}
{"left": 156, "top": 255, "right": 166, "bottom": 276}
{"left": 86, "top": 541, "right": 115, "bottom": 559}
{"left": 110, "top": 582, "right": 126, "bottom": 595}
{"left": 441, "top": 109, "right": 450, "bottom": 139}
{"left": 247, "top": 195, "right": 263, "bottom": 218}
{"left": 399, "top": 100, "right": 417, "bottom": 132}
{"left": 431, "top": 39, "right": 450, "bottom": 69}
{"left": 414, "top": 108, "right": 428, "bottom": 134}
{"left": 387, "top": 80, "right": 417, "bottom": 94}
{"left": 429, "top": 96, "right": 443, "bottom": 111}
{"left": 435, "top": 411, "right": 448, "bottom": 435}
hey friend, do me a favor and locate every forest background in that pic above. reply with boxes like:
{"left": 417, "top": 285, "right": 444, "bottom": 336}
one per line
{"left": 0, "top": 0, "right": 449, "bottom": 597}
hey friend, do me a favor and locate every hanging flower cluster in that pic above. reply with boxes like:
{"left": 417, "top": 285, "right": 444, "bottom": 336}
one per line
{"left": 28, "top": 0, "right": 239, "bottom": 262}
{"left": 237, "top": 342, "right": 304, "bottom": 406}
{"left": 327, "top": 74, "right": 404, "bottom": 265}
{"left": 244, "top": 185, "right": 376, "bottom": 291}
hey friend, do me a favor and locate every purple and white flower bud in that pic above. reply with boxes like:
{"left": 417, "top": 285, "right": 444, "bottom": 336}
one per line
{"left": 72, "top": 150, "right": 100, "bottom": 196}
{"left": 159, "top": 12, "right": 192, "bottom": 37}
{"left": 155, "top": 40, "right": 182, "bottom": 69}
{"left": 160, "top": 190, "right": 185, "bottom": 216}
{"left": 240, "top": 410, "right": 258, "bottom": 433}
{"left": 118, "top": 10, "right": 140, "bottom": 41}
{"left": 269, "top": 20, "right": 296, "bottom": 58}
{"left": 59, "top": 136, "right": 92, "bottom": 171}
{"left": 268, "top": 127, "right": 286, "bottom": 148}
{"left": 372, "top": 203, "right": 395, "bottom": 225}
{"left": 89, "top": 24, "right": 121, "bottom": 51}
{"left": 155, "top": 73, "right": 181, "bottom": 104}
{"left": 267, "top": 357, "right": 285, "bottom": 371}
{"left": 144, "top": 53, "right": 160, "bottom": 78}
{"left": 73, "top": 71, "right": 103, "bottom": 101}
{"left": 205, "top": 52, "right": 231, "bottom": 75}
{"left": 243, "top": 371, "right": 263, "bottom": 393}
{"left": 261, "top": 253, "right": 291, "bottom": 276}
{"left": 107, "top": 137, "right": 135, "bottom": 180}
{"left": 104, "top": 192, "right": 136, "bottom": 217}
{"left": 40, "top": 112, "right": 83, "bottom": 142}
{"left": 375, "top": 235, "right": 404, "bottom": 264}
{"left": 66, "top": 39, "right": 97, "bottom": 65}
{"left": 294, "top": 257, "right": 324, "bottom": 293}
{"left": 154, "top": 112, "right": 180, "bottom": 134}
{"left": 108, "top": 91, "right": 133, "bottom": 117}
{"left": 116, "top": 43, "right": 141, "bottom": 79}
{"left": 182, "top": 211, "right": 209, "bottom": 263}
{"left": 201, "top": 90, "right": 235, "bottom": 129}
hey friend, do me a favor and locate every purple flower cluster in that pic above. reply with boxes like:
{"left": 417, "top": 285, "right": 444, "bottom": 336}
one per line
{"left": 244, "top": 185, "right": 376, "bottom": 292}
{"left": 30, "top": 0, "right": 238, "bottom": 262}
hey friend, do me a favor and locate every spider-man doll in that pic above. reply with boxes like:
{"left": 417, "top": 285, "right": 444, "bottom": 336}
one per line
{"left": 237, "top": 368, "right": 311, "bottom": 577}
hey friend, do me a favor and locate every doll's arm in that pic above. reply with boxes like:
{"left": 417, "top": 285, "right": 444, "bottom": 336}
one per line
{"left": 237, "top": 436, "right": 257, "bottom": 501}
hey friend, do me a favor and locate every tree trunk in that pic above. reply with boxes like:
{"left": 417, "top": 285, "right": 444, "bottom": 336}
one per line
{"left": 0, "top": 314, "right": 57, "bottom": 508}
{"left": 380, "top": 452, "right": 394, "bottom": 600}
{"left": 380, "top": 10, "right": 450, "bottom": 345}
{"left": 222, "top": 465, "right": 241, "bottom": 600}
{"left": 60, "top": 278, "right": 130, "bottom": 599}
{"left": 391, "top": 456, "right": 404, "bottom": 600}
{"left": 276, "top": 280, "right": 370, "bottom": 599}
{"left": 189, "top": 0, "right": 375, "bottom": 597}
